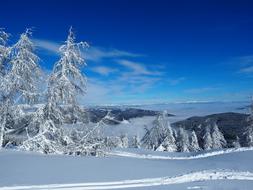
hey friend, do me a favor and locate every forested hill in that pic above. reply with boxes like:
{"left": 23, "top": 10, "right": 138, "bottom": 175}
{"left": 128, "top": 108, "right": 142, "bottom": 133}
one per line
{"left": 172, "top": 112, "right": 249, "bottom": 146}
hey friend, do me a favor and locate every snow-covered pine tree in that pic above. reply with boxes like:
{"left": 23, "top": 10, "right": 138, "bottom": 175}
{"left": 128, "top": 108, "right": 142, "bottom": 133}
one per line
{"left": 0, "top": 29, "right": 10, "bottom": 78}
{"left": 202, "top": 125, "right": 213, "bottom": 150}
{"left": 20, "top": 77, "right": 67, "bottom": 153}
{"left": 48, "top": 27, "right": 88, "bottom": 106}
{"left": 131, "top": 135, "right": 141, "bottom": 148}
{"left": 1, "top": 29, "right": 42, "bottom": 149}
{"left": 211, "top": 123, "right": 227, "bottom": 149}
{"left": 189, "top": 130, "right": 201, "bottom": 152}
{"left": 250, "top": 97, "right": 253, "bottom": 118}
{"left": 8, "top": 29, "right": 40, "bottom": 104}
{"left": 104, "top": 136, "right": 115, "bottom": 148}
{"left": 232, "top": 136, "right": 241, "bottom": 148}
{"left": 0, "top": 29, "right": 10, "bottom": 99}
{"left": 141, "top": 111, "right": 170, "bottom": 151}
{"left": 21, "top": 28, "right": 89, "bottom": 155}
{"left": 0, "top": 29, "right": 15, "bottom": 149}
{"left": 157, "top": 122, "right": 177, "bottom": 152}
{"left": 0, "top": 98, "right": 13, "bottom": 149}
{"left": 120, "top": 134, "right": 129, "bottom": 148}
{"left": 0, "top": 29, "right": 10, "bottom": 149}
{"left": 243, "top": 98, "right": 253, "bottom": 147}
{"left": 176, "top": 128, "right": 190, "bottom": 152}
{"left": 21, "top": 104, "right": 66, "bottom": 154}
{"left": 244, "top": 123, "right": 253, "bottom": 147}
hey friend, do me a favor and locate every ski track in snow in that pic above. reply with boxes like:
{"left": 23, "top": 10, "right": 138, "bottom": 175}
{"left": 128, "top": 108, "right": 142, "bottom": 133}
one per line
{"left": 108, "top": 147, "right": 253, "bottom": 160}
{"left": 1, "top": 170, "right": 253, "bottom": 190}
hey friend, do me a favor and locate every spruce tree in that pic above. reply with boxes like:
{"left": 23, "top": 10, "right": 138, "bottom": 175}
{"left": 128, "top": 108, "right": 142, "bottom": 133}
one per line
{"left": 21, "top": 27, "right": 88, "bottom": 154}
{"left": 211, "top": 123, "right": 226, "bottom": 149}
{"left": 176, "top": 128, "right": 190, "bottom": 152}
{"left": 189, "top": 130, "right": 200, "bottom": 152}
{"left": 141, "top": 111, "right": 170, "bottom": 150}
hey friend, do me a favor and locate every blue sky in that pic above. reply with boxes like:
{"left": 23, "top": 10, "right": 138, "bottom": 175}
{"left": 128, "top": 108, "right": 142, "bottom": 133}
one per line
{"left": 1, "top": 0, "right": 253, "bottom": 105}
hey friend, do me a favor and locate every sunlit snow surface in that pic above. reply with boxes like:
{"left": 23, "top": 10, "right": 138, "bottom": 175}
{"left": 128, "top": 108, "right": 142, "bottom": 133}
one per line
{"left": 1, "top": 102, "right": 251, "bottom": 189}
{"left": 1, "top": 148, "right": 253, "bottom": 189}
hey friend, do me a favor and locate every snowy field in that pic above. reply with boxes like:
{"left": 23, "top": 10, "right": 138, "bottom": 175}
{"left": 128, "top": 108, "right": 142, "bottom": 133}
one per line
{"left": 1, "top": 148, "right": 253, "bottom": 190}
{"left": 1, "top": 102, "right": 252, "bottom": 190}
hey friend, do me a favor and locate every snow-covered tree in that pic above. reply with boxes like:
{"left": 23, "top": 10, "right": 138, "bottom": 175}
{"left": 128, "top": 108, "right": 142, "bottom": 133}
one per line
{"left": 104, "top": 136, "right": 115, "bottom": 148}
{"left": 0, "top": 29, "right": 10, "bottom": 78}
{"left": 211, "top": 123, "right": 226, "bottom": 149}
{"left": 105, "top": 136, "right": 122, "bottom": 148}
{"left": 0, "top": 29, "right": 13, "bottom": 149}
{"left": 189, "top": 130, "right": 201, "bottom": 152}
{"left": 141, "top": 111, "right": 170, "bottom": 150}
{"left": 202, "top": 122, "right": 226, "bottom": 150}
{"left": 243, "top": 99, "right": 253, "bottom": 147}
{"left": 176, "top": 128, "right": 190, "bottom": 152}
{"left": 202, "top": 126, "right": 213, "bottom": 150}
{"left": 0, "top": 29, "right": 10, "bottom": 100}
{"left": 157, "top": 123, "right": 177, "bottom": 152}
{"left": 1, "top": 29, "right": 39, "bottom": 149}
{"left": 120, "top": 134, "right": 129, "bottom": 148}
{"left": 232, "top": 136, "right": 241, "bottom": 148}
{"left": 131, "top": 135, "right": 141, "bottom": 148}
{"left": 48, "top": 27, "right": 88, "bottom": 106}
{"left": 244, "top": 125, "right": 253, "bottom": 147}
{"left": 21, "top": 27, "right": 89, "bottom": 154}
{"left": 8, "top": 29, "right": 40, "bottom": 104}
{"left": 0, "top": 99, "right": 13, "bottom": 149}
{"left": 250, "top": 97, "right": 253, "bottom": 119}
{"left": 20, "top": 101, "right": 65, "bottom": 154}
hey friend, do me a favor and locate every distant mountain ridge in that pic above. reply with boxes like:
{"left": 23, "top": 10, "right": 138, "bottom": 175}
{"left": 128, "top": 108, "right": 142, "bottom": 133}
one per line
{"left": 88, "top": 108, "right": 174, "bottom": 124}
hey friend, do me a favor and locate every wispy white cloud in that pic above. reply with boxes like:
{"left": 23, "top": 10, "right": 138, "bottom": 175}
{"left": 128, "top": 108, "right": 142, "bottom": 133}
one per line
{"left": 33, "top": 39, "right": 60, "bottom": 54}
{"left": 33, "top": 38, "right": 142, "bottom": 61}
{"left": 86, "top": 47, "right": 142, "bottom": 61}
{"left": 239, "top": 66, "right": 253, "bottom": 74}
{"left": 116, "top": 59, "right": 162, "bottom": 76}
{"left": 229, "top": 55, "right": 253, "bottom": 75}
{"left": 90, "top": 66, "right": 118, "bottom": 76}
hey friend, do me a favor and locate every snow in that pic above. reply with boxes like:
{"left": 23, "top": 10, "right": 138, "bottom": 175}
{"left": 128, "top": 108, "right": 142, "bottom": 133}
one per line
{"left": 1, "top": 170, "right": 253, "bottom": 190}
{"left": 109, "top": 147, "right": 253, "bottom": 160}
{"left": 1, "top": 147, "right": 253, "bottom": 189}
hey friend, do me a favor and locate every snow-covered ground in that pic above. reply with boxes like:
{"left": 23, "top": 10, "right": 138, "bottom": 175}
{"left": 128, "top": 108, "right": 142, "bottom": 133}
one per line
{"left": 1, "top": 102, "right": 251, "bottom": 189}
{"left": 1, "top": 147, "right": 253, "bottom": 189}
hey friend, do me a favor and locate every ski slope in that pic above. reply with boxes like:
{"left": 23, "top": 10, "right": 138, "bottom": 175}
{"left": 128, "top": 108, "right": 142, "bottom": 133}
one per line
{"left": 1, "top": 148, "right": 253, "bottom": 189}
